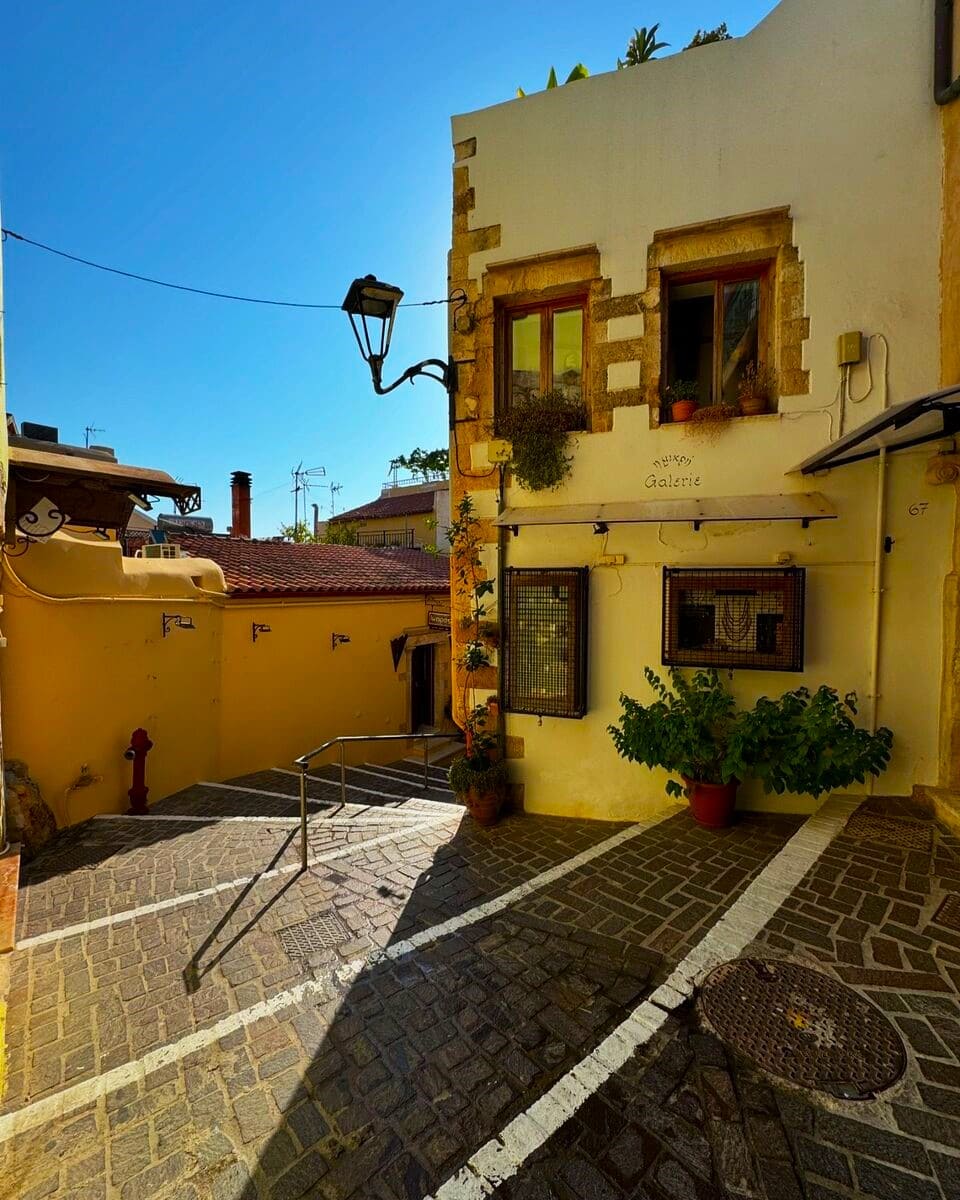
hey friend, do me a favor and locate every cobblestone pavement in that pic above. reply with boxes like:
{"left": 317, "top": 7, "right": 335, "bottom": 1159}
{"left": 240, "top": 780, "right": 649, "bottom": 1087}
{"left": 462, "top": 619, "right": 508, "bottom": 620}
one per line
{"left": 2, "top": 766, "right": 959, "bottom": 1200}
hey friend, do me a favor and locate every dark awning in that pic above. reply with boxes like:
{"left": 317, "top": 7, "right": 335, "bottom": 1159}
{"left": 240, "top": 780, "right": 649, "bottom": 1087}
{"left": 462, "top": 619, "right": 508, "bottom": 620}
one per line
{"left": 7, "top": 443, "right": 202, "bottom": 538}
{"left": 793, "top": 384, "right": 960, "bottom": 475}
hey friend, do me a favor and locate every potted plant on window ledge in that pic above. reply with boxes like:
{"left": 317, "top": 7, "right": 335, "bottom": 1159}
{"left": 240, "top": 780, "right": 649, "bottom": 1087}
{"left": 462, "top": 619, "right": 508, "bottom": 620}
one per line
{"left": 609, "top": 667, "right": 893, "bottom": 828}
{"left": 737, "top": 362, "right": 778, "bottom": 416}
{"left": 446, "top": 495, "right": 509, "bottom": 824}
{"left": 663, "top": 380, "right": 699, "bottom": 424}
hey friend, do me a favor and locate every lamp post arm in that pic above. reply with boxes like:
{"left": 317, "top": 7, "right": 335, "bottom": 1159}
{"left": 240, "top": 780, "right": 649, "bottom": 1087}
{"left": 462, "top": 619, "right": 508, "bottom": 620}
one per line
{"left": 368, "top": 356, "right": 458, "bottom": 427}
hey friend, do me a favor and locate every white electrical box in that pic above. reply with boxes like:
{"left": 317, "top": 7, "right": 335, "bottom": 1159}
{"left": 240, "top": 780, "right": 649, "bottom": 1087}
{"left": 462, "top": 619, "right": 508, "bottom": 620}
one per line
{"left": 139, "top": 543, "right": 183, "bottom": 560}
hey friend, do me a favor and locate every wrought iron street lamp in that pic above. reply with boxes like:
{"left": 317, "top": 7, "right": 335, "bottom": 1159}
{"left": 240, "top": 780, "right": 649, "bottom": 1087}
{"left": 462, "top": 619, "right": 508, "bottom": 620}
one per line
{"left": 342, "top": 275, "right": 458, "bottom": 414}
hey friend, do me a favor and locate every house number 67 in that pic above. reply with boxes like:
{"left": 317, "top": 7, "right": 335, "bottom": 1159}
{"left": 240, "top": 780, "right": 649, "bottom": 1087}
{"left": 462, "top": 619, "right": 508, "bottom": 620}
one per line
{"left": 908, "top": 501, "right": 929, "bottom": 516}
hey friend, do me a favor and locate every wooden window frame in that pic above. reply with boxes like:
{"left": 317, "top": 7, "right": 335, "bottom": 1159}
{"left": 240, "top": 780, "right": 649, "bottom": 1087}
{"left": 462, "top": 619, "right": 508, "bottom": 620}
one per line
{"left": 503, "top": 567, "right": 589, "bottom": 719}
{"left": 662, "top": 260, "right": 774, "bottom": 409}
{"left": 497, "top": 293, "right": 589, "bottom": 418}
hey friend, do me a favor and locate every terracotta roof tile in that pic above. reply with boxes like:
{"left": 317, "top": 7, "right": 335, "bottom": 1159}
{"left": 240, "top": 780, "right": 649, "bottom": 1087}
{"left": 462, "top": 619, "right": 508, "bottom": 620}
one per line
{"left": 330, "top": 491, "right": 437, "bottom": 522}
{"left": 123, "top": 532, "right": 450, "bottom": 598}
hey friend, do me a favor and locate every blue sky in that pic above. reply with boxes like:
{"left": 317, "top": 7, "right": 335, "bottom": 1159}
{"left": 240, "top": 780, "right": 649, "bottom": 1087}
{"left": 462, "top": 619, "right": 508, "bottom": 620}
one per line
{"left": 1, "top": 1, "right": 776, "bottom": 536}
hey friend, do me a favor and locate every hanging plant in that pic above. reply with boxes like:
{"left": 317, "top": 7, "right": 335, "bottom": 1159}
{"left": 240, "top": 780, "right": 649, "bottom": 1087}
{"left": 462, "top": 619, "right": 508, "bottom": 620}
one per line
{"left": 495, "top": 390, "right": 588, "bottom": 492}
{"left": 684, "top": 403, "right": 737, "bottom": 442}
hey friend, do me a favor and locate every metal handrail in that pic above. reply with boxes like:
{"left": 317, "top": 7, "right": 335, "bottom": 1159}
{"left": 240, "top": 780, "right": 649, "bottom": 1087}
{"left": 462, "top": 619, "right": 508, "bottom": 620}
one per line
{"left": 292, "top": 732, "right": 455, "bottom": 868}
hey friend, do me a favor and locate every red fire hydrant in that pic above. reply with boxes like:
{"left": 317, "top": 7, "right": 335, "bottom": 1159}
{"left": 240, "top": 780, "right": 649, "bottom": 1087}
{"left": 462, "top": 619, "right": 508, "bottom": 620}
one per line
{"left": 124, "top": 728, "right": 153, "bottom": 814}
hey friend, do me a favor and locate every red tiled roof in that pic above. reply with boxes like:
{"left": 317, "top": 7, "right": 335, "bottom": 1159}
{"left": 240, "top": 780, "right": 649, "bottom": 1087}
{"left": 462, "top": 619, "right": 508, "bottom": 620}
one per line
{"left": 330, "top": 491, "right": 437, "bottom": 523}
{"left": 123, "top": 532, "right": 450, "bottom": 598}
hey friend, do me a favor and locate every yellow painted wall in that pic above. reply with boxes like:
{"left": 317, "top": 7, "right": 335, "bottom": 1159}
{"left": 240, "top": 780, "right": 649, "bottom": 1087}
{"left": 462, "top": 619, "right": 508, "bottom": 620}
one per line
{"left": 0, "top": 534, "right": 449, "bottom": 826}
{"left": 218, "top": 595, "right": 441, "bottom": 778}
{"left": 449, "top": 0, "right": 952, "bottom": 819}
{"left": 350, "top": 512, "right": 435, "bottom": 548}
{"left": 471, "top": 410, "right": 952, "bottom": 819}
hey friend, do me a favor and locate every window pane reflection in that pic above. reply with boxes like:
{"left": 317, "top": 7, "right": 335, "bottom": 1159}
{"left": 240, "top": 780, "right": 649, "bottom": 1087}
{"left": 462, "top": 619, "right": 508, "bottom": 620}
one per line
{"left": 552, "top": 308, "right": 583, "bottom": 401}
{"left": 721, "top": 279, "right": 760, "bottom": 406}
{"left": 511, "top": 313, "right": 540, "bottom": 405}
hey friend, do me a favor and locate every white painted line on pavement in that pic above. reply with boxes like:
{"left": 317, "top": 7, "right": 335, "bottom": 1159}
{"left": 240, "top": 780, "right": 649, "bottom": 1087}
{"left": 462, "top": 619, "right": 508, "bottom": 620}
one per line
{"left": 2, "top": 807, "right": 678, "bottom": 1142}
{"left": 426, "top": 795, "right": 860, "bottom": 1199}
{"left": 201, "top": 779, "right": 435, "bottom": 821}
{"left": 363, "top": 762, "right": 456, "bottom": 792}
{"left": 92, "top": 811, "right": 431, "bottom": 829}
{"left": 268, "top": 768, "right": 446, "bottom": 811}
{"left": 17, "top": 818, "right": 451, "bottom": 951}
{"left": 342, "top": 763, "right": 457, "bottom": 800}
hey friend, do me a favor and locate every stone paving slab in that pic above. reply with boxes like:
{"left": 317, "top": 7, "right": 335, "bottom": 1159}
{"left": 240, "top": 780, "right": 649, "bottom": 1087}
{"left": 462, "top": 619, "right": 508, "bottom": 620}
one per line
{"left": 480, "top": 799, "right": 960, "bottom": 1200}
{"left": 0, "top": 760, "right": 802, "bottom": 1200}
{"left": 10, "top": 773, "right": 952, "bottom": 1200}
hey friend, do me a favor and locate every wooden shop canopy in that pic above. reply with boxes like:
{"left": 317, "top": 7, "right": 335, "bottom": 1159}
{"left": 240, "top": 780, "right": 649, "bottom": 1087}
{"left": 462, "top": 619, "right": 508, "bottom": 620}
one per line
{"left": 494, "top": 492, "right": 836, "bottom": 534}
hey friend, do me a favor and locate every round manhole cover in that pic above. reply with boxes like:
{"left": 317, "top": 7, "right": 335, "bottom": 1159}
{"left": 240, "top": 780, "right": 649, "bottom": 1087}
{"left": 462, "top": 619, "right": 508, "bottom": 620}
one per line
{"left": 698, "top": 958, "right": 906, "bottom": 1100}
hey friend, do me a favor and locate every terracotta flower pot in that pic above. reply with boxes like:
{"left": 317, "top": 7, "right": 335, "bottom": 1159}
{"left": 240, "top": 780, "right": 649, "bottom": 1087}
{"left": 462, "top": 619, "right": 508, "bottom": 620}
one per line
{"left": 464, "top": 785, "right": 503, "bottom": 826}
{"left": 682, "top": 776, "right": 739, "bottom": 829}
{"left": 671, "top": 400, "right": 697, "bottom": 423}
{"left": 738, "top": 394, "right": 767, "bottom": 416}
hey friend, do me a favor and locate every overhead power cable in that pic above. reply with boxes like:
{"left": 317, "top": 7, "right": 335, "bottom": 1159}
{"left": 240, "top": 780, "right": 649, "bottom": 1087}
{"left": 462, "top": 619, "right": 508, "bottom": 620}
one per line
{"left": 0, "top": 228, "right": 455, "bottom": 311}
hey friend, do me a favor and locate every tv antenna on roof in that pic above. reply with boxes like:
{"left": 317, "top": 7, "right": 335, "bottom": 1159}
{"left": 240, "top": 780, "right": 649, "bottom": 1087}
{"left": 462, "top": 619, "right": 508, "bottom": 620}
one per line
{"left": 291, "top": 462, "right": 326, "bottom": 537}
{"left": 326, "top": 482, "right": 343, "bottom": 516}
{"left": 84, "top": 424, "right": 104, "bottom": 448}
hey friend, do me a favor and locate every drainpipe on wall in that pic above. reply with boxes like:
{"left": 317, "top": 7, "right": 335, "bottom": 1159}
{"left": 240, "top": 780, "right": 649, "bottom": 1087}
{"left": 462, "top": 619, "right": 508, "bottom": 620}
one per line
{"left": 868, "top": 449, "right": 888, "bottom": 748}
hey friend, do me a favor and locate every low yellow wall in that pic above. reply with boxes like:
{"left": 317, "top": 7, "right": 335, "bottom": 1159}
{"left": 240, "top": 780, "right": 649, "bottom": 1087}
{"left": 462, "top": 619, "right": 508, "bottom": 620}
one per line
{"left": 0, "top": 534, "right": 447, "bottom": 826}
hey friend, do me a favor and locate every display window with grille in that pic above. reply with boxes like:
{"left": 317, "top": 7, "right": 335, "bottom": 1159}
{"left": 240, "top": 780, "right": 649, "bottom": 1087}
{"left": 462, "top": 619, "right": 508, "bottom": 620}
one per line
{"left": 503, "top": 567, "right": 589, "bottom": 718}
{"left": 662, "top": 566, "right": 805, "bottom": 672}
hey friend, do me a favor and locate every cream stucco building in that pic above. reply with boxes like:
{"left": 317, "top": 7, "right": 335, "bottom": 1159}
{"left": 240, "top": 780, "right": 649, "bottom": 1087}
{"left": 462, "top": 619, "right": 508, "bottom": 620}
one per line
{"left": 448, "top": 0, "right": 960, "bottom": 819}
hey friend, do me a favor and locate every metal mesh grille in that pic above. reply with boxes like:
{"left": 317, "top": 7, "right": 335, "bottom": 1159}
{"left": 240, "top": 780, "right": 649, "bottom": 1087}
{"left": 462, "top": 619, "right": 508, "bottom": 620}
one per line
{"left": 278, "top": 912, "right": 350, "bottom": 961}
{"left": 662, "top": 566, "right": 805, "bottom": 672}
{"left": 503, "top": 567, "right": 588, "bottom": 719}
{"left": 846, "top": 812, "right": 934, "bottom": 852}
{"left": 699, "top": 958, "right": 906, "bottom": 1099}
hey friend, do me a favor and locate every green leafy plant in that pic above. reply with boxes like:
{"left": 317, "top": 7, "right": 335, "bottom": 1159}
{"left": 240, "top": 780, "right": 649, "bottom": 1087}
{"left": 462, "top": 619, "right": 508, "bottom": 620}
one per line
{"left": 685, "top": 23, "right": 732, "bottom": 49}
{"left": 390, "top": 447, "right": 448, "bottom": 482}
{"left": 495, "top": 390, "right": 587, "bottom": 492}
{"left": 322, "top": 521, "right": 359, "bottom": 545}
{"left": 447, "top": 495, "right": 500, "bottom": 772}
{"left": 663, "top": 380, "right": 700, "bottom": 406}
{"left": 517, "top": 63, "right": 589, "bottom": 98}
{"left": 618, "top": 24, "right": 669, "bottom": 68}
{"left": 685, "top": 402, "right": 737, "bottom": 440}
{"left": 448, "top": 753, "right": 509, "bottom": 797}
{"left": 609, "top": 667, "right": 893, "bottom": 800}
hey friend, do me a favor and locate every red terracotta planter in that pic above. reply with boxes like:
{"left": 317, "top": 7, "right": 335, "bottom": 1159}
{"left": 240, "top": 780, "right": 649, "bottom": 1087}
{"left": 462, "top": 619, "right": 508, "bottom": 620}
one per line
{"left": 671, "top": 400, "right": 697, "bottom": 423}
{"left": 464, "top": 786, "right": 504, "bottom": 826}
{"left": 683, "top": 776, "right": 739, "bottom": 829}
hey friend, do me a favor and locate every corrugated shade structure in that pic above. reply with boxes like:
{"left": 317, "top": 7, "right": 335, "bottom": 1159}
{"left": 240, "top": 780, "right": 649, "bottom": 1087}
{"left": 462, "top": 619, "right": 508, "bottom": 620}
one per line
{"left": 493, "top": 493, "right": 836, "bottom": 532}
{"left": 793, "top": 384, "right": 960, "bottom": 474}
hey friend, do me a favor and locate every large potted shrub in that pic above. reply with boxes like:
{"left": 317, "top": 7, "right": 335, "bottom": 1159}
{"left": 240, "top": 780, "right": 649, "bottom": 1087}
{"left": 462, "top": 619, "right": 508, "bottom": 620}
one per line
{"left": 609, "top": 667, "right": 893, "bottom": 828}
{"left": 446, "top": 495, "right": 509, "bottom": 824}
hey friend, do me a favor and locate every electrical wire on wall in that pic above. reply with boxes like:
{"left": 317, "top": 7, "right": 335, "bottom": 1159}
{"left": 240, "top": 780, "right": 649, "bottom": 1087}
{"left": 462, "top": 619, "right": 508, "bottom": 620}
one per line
{"left": 839, "top": 333, "right": 890, "bottom": 433}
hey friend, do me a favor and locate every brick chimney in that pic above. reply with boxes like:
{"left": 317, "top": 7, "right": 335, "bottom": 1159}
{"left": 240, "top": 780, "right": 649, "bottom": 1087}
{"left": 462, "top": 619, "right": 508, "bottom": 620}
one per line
{"left": 230, "top": 471, "right": 252, "bottom": 538}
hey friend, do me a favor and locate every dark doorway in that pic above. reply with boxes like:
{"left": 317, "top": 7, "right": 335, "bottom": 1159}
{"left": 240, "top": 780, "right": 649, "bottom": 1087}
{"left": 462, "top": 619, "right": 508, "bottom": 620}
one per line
{"left": 411, "top": 644, "right": 435, "bottom": 730}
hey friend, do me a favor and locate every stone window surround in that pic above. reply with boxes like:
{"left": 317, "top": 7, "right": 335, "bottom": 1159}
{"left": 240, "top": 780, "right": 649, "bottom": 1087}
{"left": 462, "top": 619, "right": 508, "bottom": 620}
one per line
{"left": 643, "top": 206, "right": 810, "bottom": 421}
